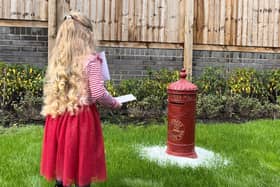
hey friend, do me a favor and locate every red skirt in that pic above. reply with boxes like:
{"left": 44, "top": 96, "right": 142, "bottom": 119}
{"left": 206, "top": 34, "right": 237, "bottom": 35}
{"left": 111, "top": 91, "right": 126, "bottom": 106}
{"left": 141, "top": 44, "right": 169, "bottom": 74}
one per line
{"left": 40, "top": 104, "right": 106, "bottom": 186}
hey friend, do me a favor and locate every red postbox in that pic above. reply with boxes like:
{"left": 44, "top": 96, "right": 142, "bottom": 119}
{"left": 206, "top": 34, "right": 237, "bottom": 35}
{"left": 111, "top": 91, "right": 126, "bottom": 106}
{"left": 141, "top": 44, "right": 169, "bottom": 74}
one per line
{"left": 166, "top": 68, "right": 198, "bottom": 158}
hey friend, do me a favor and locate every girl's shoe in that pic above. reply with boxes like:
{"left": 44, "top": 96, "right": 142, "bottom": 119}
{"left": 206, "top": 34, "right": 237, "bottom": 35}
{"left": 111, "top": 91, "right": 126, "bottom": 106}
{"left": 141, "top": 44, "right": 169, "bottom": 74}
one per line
{"left": 55, "top": 180, "right": 63, "bottom": 187}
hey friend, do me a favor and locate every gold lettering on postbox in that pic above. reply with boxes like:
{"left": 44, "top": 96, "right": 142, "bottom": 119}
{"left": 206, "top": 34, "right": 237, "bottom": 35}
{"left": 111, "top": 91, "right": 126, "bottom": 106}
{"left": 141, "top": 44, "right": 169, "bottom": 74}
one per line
{"left": 169, "top": 119, "right": 185, "bottom": 142}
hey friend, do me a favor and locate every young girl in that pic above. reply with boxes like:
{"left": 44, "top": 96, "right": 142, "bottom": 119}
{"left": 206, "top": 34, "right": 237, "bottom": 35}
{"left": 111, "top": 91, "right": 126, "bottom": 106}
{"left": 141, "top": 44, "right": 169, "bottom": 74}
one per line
{"left": 40, "top": 12, "right": 121, "bottom": 187}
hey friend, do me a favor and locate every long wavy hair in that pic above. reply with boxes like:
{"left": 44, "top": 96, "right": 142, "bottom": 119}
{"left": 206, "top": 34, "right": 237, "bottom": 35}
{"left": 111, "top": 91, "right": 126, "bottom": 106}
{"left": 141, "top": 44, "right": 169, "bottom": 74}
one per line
{"left": 41, "top": 12, "right": 96, "bottom": 117}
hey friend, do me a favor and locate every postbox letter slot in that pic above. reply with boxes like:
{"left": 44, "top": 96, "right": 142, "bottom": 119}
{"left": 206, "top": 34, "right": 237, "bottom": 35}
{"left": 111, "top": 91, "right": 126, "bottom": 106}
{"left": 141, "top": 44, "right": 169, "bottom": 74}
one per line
{"left": 169, "top": 101, "right": 185, "bottom": 105}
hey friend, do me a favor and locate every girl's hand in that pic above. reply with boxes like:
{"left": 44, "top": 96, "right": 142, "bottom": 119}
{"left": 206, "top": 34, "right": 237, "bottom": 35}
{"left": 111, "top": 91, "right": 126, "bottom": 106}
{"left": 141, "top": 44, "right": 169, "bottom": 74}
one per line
{"left": 113, "top": 100, "right": 122, "bottom": 109}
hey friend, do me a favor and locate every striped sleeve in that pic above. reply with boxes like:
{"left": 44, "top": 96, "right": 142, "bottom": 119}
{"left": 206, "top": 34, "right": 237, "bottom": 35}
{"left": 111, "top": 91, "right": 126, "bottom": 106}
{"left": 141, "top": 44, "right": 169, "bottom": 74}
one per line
{"left": 86, "top": 56, "right": 117, "bottom": 108}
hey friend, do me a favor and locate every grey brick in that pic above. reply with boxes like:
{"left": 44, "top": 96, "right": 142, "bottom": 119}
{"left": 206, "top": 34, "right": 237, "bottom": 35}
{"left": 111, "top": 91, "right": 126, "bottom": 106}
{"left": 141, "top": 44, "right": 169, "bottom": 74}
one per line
{"left": 0, "top": 46, "right": 20, "bottom": 52}
{"left": 38, "top": 36, "right": 48, "bottom": 41}
{"left": 0, "top": 55, "right": 21, "bottom": 62}
{"left": 222, "top": 51, "right": 233, "bottom": 58}
{"left": 0, "top": 40, "right": 13, "bottom": 45}
{"left": 0, "top": 34, "right": 10, "bottom": 40}
{"left": 10, "top": 27, "right": 21, "bottom": 35}
{"left": 37, "top": 47, "right": 48, "bottom": 52}
{"left": 212, "top": 51, "right": 223, "bottom": 58}
{"left": 20, "top": 36, "right": 37, "bottom": 41}
{"left": 12, "top": 40, "right": 46, "bottom": 47}
{"left": 9, "top": 35, "right": 20, "bottom": 40}
{"left": 274, "top": 53, "right": 280, "bottom": 59}
{"left": 21, "top": 47, "right": 37, "bottom": 52}
{"left": 232, "top": 52, "right": 240, "bottom": 59}
{"left": 31, "top": 28, "right": 44, "bottom": 35}
{"left": 0, "top": 27, "right": 10, "bottom": 34}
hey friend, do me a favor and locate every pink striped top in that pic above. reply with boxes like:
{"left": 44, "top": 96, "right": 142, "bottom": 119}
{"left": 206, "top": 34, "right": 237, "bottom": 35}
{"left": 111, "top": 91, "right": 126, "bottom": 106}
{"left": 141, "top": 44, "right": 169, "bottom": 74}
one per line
{"left": 80, "top": 54, "right": 117, "bottom": 108}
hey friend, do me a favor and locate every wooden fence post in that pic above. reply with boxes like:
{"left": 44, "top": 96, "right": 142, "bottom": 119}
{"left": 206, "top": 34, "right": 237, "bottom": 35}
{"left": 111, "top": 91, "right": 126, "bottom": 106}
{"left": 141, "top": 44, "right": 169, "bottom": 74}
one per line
{"left": 184, "top": 0, "right": 194, "bottom": 80}
{"left": 48, "top": 0, "right": 57, "bottom": 59}
{"left": 56, "top": 0, "right": 66, "bottom": 32}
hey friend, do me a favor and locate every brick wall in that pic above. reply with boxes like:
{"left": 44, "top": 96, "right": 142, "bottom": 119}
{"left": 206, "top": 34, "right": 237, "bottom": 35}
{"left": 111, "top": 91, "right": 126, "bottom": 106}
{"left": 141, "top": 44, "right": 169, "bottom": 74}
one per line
{"left": 97, "top": 47, "right": 183, "bottom": 83}
{"left": 193, "top": 50, "right": 280, "bottom": 77}
{"left": 0, "top": 25, "right": 279, "bottom": 81}
{"left": 0, "top": 26, "right": 48, "bottom": 68}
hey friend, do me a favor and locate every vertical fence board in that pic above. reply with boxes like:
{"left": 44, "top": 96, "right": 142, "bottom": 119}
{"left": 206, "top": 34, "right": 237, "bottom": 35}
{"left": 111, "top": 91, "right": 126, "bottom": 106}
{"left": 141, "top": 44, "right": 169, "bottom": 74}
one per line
{"left": 146, "top": 0, "right": 153, "bottom": 41}
{"left": 268, "top": 0, "right": 275, "bottom": 46}
{"left": 202, "top": 0, "right": 208, "bottom": 44}
{"left": 241, "top": 0, "right": 248, "bottom": 45}
{"left": 193, "top": 0, "right": 198, "bottom": 42}
{"left": 140, "top": 0, "right": 148, "bottom": 41}
{"left": 263, "top": 0, "right": 269, "bottom": 46}
{"left": 219, "top": 0, "right": 225, "bottom": 45}
{"left": 70, "top": 0, "right": 75, "bottom": 11}
{"left": 251, "top": 0, "right": 258, "bottom": 46}
{"left": 163, "top": 0, "right": 168, "bottom": 42}
{"left": 258, "top": 0, "right": 264, "bottom": 46}
{"left": 152, "top": 0, "right": 159, "bottom": 41}
{"left": 225, "top": 0, "right": 231, "bottom": 45}
{"left": 10, "top": 0, "right": 17, "bottom": 19}
{"left": 273, "top": 0, "right": 279, "bottom": 47}
{"left": 167, "top": 0, "right": 178, "bottom": 42}
{"left": 134, "top": 0, "right": 141, "bottom": 40}
{"left": 158, "top": 0, "right": 165, "bottom": 42}
{"left": 121, "top": 0, "right": 128, "bottom": 41}
{"left": 48, "top": 0, "right": 56, "bottom": 57}
{"left": 247, "top": 0, "right": 253, "bottom": 46}
{"left": 230, "top": 0, "right": 237, "bottom": 45}
{"left": 3, "top": 0, "right": 11, "bottom": 19}
{"left": 278, "top": 1, "right": 280, "bottom": 46}
{"left": 103, "top": 0, "right": 110, "bottom": 40}
{"left": 214, "top": 0, "right": 220, "bottom": 44}
{"left": 208, "top": 0, "right": 214, "bottom": 43}
{"left": 195, "top": 0, "right": 203, "bottom": 43}
{"left": 127, "top": 0, "right": 134, "bottom": 41}
{"left": 236, "top": 0, "right": 243, "bottom": 45}
{"left": 0, "top": 0, "right": 3, "bottom": 17}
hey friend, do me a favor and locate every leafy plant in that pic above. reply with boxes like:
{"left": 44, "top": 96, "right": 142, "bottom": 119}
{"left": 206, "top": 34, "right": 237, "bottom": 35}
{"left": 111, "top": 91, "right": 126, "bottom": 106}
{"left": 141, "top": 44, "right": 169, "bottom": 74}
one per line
{"left": 194, "top": 67, "right": 227, "bottom": 95}
{"left": 228, "top": 69, "right": 264, "bottom": 98}
{"left": 12, "top": 91, "right": 43, "bottom": 123}
{"left": 0, "top": 62, "right": 44, "bottom": 110}
{"left": 0, "top": 62, "right": 45, "bottom": 125}
{"left": 264, "top": 70, "right": 280, "bottom": 103}
{"left": 196, "top": 94, "right": 225, "bottom": 120}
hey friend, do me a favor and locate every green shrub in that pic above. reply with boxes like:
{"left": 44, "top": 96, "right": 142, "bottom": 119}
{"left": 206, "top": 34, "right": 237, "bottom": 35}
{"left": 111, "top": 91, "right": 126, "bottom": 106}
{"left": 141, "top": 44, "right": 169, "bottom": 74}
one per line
{"left": 1, "top": 62, "right": 279, "bottom": 125}
{"left": 263, "top": 70, "right": 280, "bottom": 103}
{"left": 196, "top": 93, "right": 280, "bottom": 122}
{"left": 194, "top": 67, "right": 227, "bottom": 95}
{"left": 12, "top": 91, "right": 43, "bottom": 123}
{"left": 0, "top": 62, "right": 44, "bottom": 125}
{"left": 0, "top": 62, "right": 44, "bottom": 110}
{"left": 228, "top": 69, "right": 265, "bottom": 99}
{"left": 223, "top": 94, "right": 263, "bottom": 120}
{"left": 102, "top": 69, "right": 179, "bottom": 123}
{"left": 196, "top": 94, "right": 225, "bottom": 119}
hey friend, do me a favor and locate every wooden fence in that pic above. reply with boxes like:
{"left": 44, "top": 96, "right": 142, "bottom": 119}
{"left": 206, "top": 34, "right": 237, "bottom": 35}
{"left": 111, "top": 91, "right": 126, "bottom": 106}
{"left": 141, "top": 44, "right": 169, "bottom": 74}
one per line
{"left": 194, "top": 0, "right": 280, "bottom": 48}
{"left": 1, "top": 0, "right": 280, "bottom": 48}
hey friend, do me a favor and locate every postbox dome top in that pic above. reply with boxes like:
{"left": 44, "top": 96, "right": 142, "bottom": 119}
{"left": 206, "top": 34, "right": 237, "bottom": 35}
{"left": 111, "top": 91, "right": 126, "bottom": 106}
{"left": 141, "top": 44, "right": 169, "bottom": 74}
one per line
{"left": 168, "top": 68, "right": 198, "bottom": 92}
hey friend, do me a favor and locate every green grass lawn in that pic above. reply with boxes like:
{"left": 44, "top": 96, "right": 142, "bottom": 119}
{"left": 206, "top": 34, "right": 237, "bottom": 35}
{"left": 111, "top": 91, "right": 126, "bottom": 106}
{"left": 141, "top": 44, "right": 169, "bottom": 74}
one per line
{"left": 0, "top": 120, "right": 279, "bottom": 187}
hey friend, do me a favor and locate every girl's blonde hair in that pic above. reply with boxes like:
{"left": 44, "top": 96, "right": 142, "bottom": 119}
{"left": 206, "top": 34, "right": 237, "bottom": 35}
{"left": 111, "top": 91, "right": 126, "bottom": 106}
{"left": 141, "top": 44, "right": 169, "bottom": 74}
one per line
{"left": 41, "top": 12, "right": 96, "bottom": 117}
